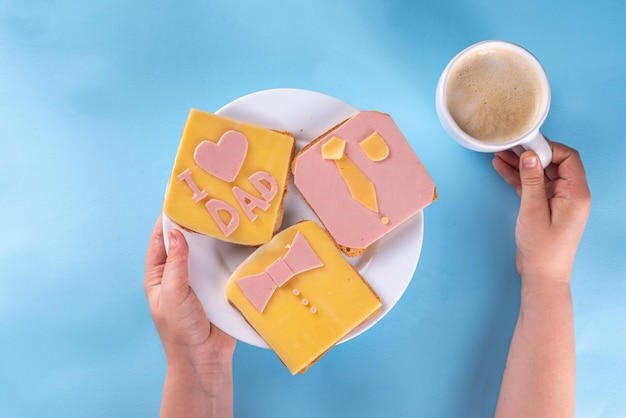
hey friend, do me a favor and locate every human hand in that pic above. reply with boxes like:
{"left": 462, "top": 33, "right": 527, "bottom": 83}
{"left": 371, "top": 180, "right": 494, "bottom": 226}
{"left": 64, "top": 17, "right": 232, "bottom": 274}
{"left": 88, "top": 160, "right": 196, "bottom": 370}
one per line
{"left": 492, "top": 142, "right": 591, "bottom": 287}
{"left": 144, "top": 215, "right": 235, "bottom": 417}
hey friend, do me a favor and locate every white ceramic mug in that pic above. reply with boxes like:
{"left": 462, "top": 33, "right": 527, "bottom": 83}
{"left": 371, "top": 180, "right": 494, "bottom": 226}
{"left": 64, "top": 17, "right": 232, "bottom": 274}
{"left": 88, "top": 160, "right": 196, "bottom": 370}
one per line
{"left": 436, "top": 40, "right": 552, "bottom": 168}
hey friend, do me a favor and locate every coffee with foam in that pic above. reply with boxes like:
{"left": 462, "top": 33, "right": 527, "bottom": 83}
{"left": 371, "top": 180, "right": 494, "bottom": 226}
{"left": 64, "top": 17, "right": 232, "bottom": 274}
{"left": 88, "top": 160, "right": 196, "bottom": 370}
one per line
{"left": 445, "top": 47, "right": 543, "bottom": 143}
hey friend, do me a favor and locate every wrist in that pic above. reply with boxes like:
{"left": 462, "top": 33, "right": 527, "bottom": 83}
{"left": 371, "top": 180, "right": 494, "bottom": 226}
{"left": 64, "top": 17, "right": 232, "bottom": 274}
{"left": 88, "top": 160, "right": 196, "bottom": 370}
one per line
{"left": 161, "top": 356, "right": 234, "bottom": 418}
{"left": 163, "top": 341, "right": 233, "bottom": 378}
{"left": 517, "top": 256, "right": 573, "bottom": 290}
{"left": 161, "top": 342, "right": 234, "bottom": 418}
{"left": 520, "top": 271, "right": 572, "bottom": 291}
{"left": 520, "top": 279, "right": 572, "bottom": 310}
{"left": 165, "top": 358, "right": 232, "bottom": 393}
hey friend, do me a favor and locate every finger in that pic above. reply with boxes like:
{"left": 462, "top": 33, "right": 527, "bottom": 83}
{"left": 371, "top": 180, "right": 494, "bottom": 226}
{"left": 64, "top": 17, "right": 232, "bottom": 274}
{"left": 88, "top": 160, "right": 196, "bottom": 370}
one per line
{"left": 544, "top": 163, "right": 560, "bottom": 182}
{"left": 548, "top": 141, "right": 574, "bottom": 164}
{"left": 518, "top": 151, "right": 551, "bottom": 226}
{"left": 144, "top": 214, "right": 167, "bottom": 292}
{"left": 493, "top": 153, "right": 522, "bottom": 195}
{"left": 161, "top": 229, "right": 191, "bottom": 303}
{"left": 495, "top": 150, "right": 520, "bottom": 168}
{"left": 549, "top": 141, "right": 585, "bottom": 175}
{"left": 550, "top": 142, "right": 589, "bottom": 196}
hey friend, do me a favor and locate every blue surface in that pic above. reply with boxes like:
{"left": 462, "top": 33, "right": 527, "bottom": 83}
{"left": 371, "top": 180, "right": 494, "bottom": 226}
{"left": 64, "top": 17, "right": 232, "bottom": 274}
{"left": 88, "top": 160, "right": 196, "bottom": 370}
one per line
{"left": 1, "top": 1, "right": 625, "bottom": 417}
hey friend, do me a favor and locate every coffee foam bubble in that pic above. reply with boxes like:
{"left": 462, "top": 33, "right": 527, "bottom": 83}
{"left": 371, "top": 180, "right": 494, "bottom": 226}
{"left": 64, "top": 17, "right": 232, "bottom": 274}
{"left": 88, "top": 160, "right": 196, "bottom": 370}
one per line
{"left": 445, "top": 48, "right": 543, "bottom": 143}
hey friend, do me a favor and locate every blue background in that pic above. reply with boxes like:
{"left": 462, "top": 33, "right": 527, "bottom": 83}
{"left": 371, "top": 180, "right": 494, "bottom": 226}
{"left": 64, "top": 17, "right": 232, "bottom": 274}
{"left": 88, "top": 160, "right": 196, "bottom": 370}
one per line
{"left": 1, "top": 0, "right": 625, "bottom": 417}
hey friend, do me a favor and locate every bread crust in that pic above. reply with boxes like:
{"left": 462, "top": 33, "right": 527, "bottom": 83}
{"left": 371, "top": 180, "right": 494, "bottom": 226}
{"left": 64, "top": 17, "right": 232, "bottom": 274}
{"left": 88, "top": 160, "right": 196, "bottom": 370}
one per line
{"left": 272, "top": 130, "right": 296, "bottom": 234}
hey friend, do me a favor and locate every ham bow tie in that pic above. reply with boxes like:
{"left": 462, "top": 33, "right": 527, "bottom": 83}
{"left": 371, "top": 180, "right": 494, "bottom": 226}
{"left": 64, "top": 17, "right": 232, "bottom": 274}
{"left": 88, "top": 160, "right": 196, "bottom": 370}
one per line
{"left": 236, "top": 232, "right": 323, "bottom": 313}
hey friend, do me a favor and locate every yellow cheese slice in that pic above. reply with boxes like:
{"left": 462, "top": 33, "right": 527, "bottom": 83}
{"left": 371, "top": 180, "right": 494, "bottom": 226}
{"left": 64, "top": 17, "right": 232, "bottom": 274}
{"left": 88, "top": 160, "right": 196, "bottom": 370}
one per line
{"left": 225, "top": 221, "right": 381, "bottom": 374}
{"left": 163, "top": 109, "right": 294, "bottom": 245}
{"left": 359, "top": 131, "right": 390, "bottom": 161}
{"left": 321, "top": 136, "right": 346, "bottom": 160}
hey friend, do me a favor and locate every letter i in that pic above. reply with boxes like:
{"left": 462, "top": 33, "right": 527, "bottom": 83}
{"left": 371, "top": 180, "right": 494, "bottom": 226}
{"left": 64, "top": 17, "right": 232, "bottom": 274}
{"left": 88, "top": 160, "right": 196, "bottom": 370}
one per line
{"left": 177, "top": 168, "right": 208, "bottom": 202}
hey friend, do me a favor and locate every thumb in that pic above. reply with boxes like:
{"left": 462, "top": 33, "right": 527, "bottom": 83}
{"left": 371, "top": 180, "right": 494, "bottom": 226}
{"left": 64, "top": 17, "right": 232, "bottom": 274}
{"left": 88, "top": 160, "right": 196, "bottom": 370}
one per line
{"left": 161, "top": 229, "right": 191, "bottom": 298}
{"left": 519, "top": 151, "right": 550, "bottom": 225}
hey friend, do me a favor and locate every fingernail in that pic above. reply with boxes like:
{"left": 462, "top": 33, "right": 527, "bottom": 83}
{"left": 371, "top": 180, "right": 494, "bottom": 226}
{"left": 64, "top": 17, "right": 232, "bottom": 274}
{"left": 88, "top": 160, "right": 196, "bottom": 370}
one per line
{"left": 168, "top": 230, "right": 178, "bottom": 247}
{"left": 522, "top": 156, "right": 538, "bottom": 168}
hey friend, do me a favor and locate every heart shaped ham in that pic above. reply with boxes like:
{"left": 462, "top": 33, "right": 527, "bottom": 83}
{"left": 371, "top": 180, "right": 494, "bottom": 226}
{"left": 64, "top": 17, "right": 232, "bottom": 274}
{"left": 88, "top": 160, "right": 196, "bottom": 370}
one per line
{"left": 194, "top": 130, "right": 248, "bottom": 182}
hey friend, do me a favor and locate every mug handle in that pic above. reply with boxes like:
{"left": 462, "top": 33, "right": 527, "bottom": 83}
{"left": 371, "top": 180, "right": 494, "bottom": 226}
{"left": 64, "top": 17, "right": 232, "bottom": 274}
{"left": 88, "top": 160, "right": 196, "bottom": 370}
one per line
{"left": 511, "top": 131, "right": 552, "bottom": 168}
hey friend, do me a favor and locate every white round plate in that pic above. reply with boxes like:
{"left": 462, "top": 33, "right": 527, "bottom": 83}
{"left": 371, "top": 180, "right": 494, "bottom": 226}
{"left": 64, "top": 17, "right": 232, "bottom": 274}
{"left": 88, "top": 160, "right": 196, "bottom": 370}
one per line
{"left": 163, "top": 88, "right": 424, "bottom": 348}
